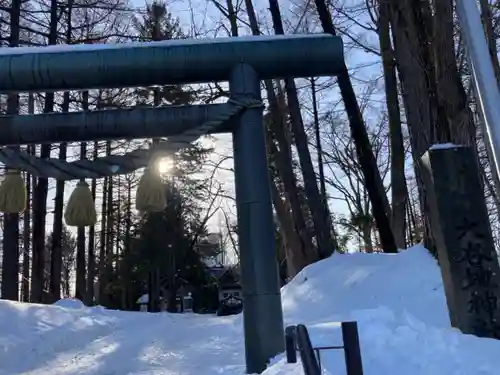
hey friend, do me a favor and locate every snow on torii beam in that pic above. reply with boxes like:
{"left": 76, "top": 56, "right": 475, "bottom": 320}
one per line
{"left": 0, "top": 34, "right": 344, "bottom": 92}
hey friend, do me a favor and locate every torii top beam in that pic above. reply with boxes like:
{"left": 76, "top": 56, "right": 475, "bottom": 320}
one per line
{"left": 0, "top": 34, "right": 344, "bottom": 92}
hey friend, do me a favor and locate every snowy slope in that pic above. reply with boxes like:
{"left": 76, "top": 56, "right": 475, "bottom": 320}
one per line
{"left": 269, "top": 244, "right": 500, "bottom": 375}
{"left": 1, "top": 245, "right": 500, "bottom": 375}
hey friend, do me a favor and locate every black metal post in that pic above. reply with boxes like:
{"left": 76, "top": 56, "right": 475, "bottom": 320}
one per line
{"left": 285, "top": 326, "right": 297, "bottom": 363}
{"left": 296, "top": 325, "right": 321, "bottom": 375}
{"left": 314, "top": 348, "right": 322, "bottom": 371}
{"left": 341, "top": 321, "right": 364, "bottom": 375}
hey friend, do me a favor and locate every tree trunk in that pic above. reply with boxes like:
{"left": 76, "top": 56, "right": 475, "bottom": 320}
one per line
{"left": 21, "top": 154, "right": 32, "bottom": 302}
{"left": 104, "top": 143, "right": 114, "bottom": 299}
{"left": 311, "top": 78, "right": 339, "bottom": 248}
{"left": 406, "top": 196, "right": 415, "bottom": 244}
{"left": 98, "top": 173, "right": 108, "bottom": 305}
{"left": 389, "top": 0, "right": 476, "bottom": 255}
{"left": 432, "top": 0, "right": 475, "bottom": 146}
{"left": 63, "top": 269, "right": 70, "bottom": 298}
{"left": 311, "top": 78, "right": 327, "bottom": 201}
{"left": 388, "top": 0, "right": 440, "bottom": 253}
{"left": 32, "top": 0, "right": 58, "bottom": 303}
{"left": 50, "top": 91, "right": 70, "bottom": 303}
{"left": 269, "top": 178, "right": 307, "bottom": 276}
{"left": 76, "top": 91, "right": 89, "bottom": 301}
{"left": 378, "top": 0, "right": 407, "bottom": 249}
{"left": 361, "top": 224, "right": 374, "bottom": 253}
{"left": 50, "top": 0, "right": 75, "bottom": 304}
{"left": 85, "top": 140, "right": 98, "bottom": 306}
{"left": 121, "top": 180, "right": 132, "bottom": 309}
{"left": 1, "top": 0, "right": 22, "bottom": 301}
{"left": 242, "top": 0, "right": 318, "bottom": 265}
{"left": 311, "top": 0, "right": 397, "bottom": 253}
{"left": 22, "top": 96, "right": 35, "bottom": 302}
{"left": 267, "top": 0, "right": 336, "bottom": 258}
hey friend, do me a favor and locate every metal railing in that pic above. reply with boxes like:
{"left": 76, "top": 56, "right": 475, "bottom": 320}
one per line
{"left": 285, "top": 321, "right": 364, "bottom": 375}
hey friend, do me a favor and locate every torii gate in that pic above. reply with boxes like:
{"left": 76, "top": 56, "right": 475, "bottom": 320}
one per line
{"left": 0, "top": 34, "right": 344, "bottom": 373}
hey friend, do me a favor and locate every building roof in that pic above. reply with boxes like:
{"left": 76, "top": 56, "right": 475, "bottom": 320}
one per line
{"left": 207, "top": 265, "right": 241, "bottom": 285}
{"left": 136, "top": 294, "right": 164, "bottom": 304}
{"left": 136, "top": 294, "right": 149, "bottom": 304}
{"left": 207, "top": 266, "right": 229, "bottom": 279}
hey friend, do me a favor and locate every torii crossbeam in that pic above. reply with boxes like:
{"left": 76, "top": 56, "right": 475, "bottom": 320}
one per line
{"left": 0, "top": 33, "right": 345, "bottom": 373}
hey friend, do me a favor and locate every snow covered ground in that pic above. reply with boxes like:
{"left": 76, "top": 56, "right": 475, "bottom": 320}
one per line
{"left": 1, "top": 244, "right": 500, "bottom": 375}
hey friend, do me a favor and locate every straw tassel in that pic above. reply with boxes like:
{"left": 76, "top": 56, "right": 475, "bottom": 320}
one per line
{"left": 136, "top": 167, "right": 166, "bottom": 213}
{"left": 64, "top": 180, "right": 97, "bottom": 227}
{"left": 0, "top": 169, "right": 26, "bottom": 214}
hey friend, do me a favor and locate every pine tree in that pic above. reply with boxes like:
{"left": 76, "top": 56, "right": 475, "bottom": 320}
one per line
{"left": 44, "top": 226, "right": 77, "bottom": 299}
{"left": 96, "top": 2, "right": 215, "bottom": 311}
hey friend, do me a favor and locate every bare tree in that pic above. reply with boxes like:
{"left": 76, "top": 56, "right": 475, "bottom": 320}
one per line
{"left": 1, "top": 0, "right": 22, "bottom": 301}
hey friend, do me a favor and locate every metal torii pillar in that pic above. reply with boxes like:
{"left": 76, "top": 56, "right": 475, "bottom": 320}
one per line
{"left": 456, "top": 0, "right": 500, "bottom": 193}
{"left": 0, "top": 34, "right": 345, "bottom": 373}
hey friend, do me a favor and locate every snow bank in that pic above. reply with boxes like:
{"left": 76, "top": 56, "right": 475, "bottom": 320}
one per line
{"left": 53, "top": 298, "right": 86, "bottom": 309}
{"left": 0, "top": 244, "right": 499, "bottom": 375}
{"left": 266, "top": 244, "right": 500, "bottom": 375}
{"left": 0, "top": 299, "right": 119, "bottom": 374}
{"left": 282, "top": 244, "right": 448, "bottom": 326}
